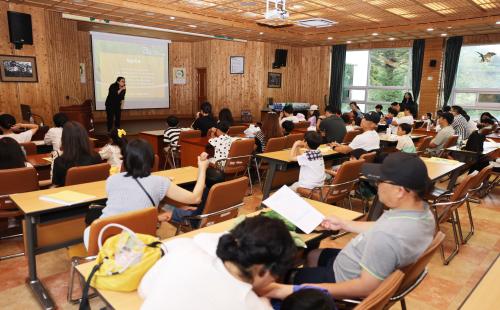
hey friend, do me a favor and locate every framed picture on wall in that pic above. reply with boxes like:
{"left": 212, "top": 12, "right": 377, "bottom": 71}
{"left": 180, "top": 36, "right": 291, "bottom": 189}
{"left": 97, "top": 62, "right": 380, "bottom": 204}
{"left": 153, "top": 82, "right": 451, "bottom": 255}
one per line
{"left": 0, "top": 55, "right": 38, "bottom": 82}
{"left": 230, "top": 56, "right": 244, "bottom": 74}
{"left": 268, "top": 72, "right": 281, "bottom": 88}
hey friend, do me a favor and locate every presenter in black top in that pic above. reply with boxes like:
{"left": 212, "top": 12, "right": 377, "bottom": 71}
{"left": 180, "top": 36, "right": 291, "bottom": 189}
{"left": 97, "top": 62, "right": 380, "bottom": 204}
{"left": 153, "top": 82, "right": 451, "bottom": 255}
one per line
{"left": 105, "top": 76, "right": 126, "bottom": 132}
{"left": 401, "top": 92, "right": 416, "bottom": 118}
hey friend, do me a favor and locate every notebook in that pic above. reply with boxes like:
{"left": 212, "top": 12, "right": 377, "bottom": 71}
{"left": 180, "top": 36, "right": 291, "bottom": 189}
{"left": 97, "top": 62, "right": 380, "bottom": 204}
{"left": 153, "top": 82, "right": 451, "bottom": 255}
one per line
{"left": 40, "top": 190, "right": 97, "bottom": 205}
{"left": 262, "top": 185, "right": 325, "bottom": 234}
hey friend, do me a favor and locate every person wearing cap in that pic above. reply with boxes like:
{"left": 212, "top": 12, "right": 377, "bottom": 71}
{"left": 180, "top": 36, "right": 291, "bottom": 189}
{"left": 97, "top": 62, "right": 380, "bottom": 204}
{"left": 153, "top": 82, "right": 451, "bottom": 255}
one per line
{"left": 263, "top": 152, "right": 435, "bottom": 300}
{"left": 307, "top": 105, "right": 320, "bottom": 127}
{"left": 317, "top": 106, "right": 346, "bottom": 143}
{"left": 330, "top": 111, "right": 381, "bottom": 154}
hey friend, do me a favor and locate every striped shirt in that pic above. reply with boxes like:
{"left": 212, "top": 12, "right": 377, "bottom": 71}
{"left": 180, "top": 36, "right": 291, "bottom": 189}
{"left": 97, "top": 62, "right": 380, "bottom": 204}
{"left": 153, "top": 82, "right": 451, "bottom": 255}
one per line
{"left": 255, "top": 131, "right": 267, "bottom": 153}
{"left": 164, "top": 127, "right": 181, "bottom": 149}
{"left": 452, "top": 114, "right": 470, "bottom": 141}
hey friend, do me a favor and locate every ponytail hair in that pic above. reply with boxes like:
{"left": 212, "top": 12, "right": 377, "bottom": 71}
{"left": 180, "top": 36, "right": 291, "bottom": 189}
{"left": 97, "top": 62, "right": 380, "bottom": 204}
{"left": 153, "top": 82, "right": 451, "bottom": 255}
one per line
{"left": 216, "top": 216, "right": 296, "bottom": 280}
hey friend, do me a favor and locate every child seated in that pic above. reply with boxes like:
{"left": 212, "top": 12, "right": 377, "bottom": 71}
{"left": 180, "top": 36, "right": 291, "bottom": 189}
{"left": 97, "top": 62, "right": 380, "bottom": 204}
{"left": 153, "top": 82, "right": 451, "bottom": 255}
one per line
{"left": 99, "top": 128, "right": 127, "bottom": 173}
{"left": 281, "top": 288, "right": 335, "bottom": 310}
{"left": 282, "top": 120, "right": 295, "bottom": 136}
{"left": 163, "top": 115, "right": 182, "bottom": 167}
{"left": 208, "top": 121, "right": 233, "bottom": 166}
{"left": 396, "top": 123, "right": 416, "bottom": 153}
{"left": 44, "top": 112, "right": 68, "bottom": 152}
{"left": 289, "top": 131, "right": 325, "bottom": 191}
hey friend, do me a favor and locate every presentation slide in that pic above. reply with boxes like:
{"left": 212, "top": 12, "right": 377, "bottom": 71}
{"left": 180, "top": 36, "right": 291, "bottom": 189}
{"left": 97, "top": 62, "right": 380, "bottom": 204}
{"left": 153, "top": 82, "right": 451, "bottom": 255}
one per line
{"left": 91, "top": 32, "right": 170, "bottom": 110}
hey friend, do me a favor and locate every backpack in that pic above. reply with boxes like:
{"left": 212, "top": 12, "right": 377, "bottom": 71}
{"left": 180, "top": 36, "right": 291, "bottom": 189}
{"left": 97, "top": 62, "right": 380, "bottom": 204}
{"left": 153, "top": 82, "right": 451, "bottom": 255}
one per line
{"left": 79, "top": 223, "right": 165, "bottom": 310}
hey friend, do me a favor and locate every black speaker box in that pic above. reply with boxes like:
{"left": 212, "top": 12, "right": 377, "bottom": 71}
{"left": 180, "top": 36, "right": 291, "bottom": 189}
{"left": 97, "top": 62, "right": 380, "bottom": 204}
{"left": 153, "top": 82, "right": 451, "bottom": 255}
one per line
{"left": 273, "top": 49, "right": 288, "bottom": 68}
{"left": 7, "top": 11, "right": 33, "bottom": 49}
{"left": 429, "top": 59, "right": 437, "bottom": 67}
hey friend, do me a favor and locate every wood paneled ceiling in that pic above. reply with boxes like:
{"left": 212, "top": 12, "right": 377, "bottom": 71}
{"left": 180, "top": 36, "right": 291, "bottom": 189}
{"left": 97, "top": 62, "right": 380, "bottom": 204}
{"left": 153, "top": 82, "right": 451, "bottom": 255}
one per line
{"left": 12, "top": 0, "right": 500, "bottom": 45}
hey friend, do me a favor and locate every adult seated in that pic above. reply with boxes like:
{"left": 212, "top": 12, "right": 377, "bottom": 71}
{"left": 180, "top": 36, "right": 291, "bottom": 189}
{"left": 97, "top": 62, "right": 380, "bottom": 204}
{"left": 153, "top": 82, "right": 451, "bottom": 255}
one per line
{"left": 264, "top": 153, "right": 435, "bottom": 300}
{"left": 0, "top": 113, "right": 39, "bottom": 143}
{"left": 331, "top": 112, "right": 380, "bottom": 155}
{"left": 279, "top": 105, "right": 299, "bottom": 125}
{"left": 317, "top": 106, "right": 346, "bottom": 143}
{"left": 192, "top": 101, "right": 217, "bottom": 137}
{"left": 427, "top": 112, "right": 455, "bottom": 156}
{"left": 139, "top": 216, "right": 296, "bottom": 310}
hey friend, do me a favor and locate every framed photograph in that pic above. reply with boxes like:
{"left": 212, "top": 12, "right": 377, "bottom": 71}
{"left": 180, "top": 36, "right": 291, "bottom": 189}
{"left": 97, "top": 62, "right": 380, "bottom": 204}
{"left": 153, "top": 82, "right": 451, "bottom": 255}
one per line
{"left": 0, "top": 55, "right": 38, "bottom": 82}
{"left": 230, "top": 56, "right": 244, "bottom": 74}
{"left": 268, "top": 72, "right": 282, "bottom": 88}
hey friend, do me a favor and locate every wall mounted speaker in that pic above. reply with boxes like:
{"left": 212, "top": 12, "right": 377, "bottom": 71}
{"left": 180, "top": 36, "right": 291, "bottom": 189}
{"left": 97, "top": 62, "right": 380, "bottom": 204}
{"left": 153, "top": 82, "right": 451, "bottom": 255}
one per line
{"left": 7, "top": 11, "right": 33, "bottom": 49}
{"left": 429, "top": 59, "right": 437, "bottom": 67}
{"left": 273, "top": 49, "right": 288, "bottom": 69}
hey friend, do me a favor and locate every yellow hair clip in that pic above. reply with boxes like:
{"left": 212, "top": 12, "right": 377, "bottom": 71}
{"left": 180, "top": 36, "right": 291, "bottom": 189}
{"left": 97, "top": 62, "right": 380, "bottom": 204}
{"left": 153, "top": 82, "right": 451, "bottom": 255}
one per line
{"left": 117, "top": 129, "right": 127, "bottom": 138}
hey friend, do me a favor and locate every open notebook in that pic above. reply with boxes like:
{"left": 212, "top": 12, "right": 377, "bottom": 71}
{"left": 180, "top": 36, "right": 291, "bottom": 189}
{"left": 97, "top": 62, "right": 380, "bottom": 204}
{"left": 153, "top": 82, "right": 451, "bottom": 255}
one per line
{"left": 40, "top": 190, "right": 97, "bottom": 205}
{"left": 262, "top": 186, "right": 325, "bottom": 234}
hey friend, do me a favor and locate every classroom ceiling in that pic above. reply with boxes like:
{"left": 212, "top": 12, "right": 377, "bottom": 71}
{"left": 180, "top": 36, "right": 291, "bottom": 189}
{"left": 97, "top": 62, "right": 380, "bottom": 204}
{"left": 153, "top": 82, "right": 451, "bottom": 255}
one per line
{"left": 13, "top": 0, "right": 500, "bottom": 45}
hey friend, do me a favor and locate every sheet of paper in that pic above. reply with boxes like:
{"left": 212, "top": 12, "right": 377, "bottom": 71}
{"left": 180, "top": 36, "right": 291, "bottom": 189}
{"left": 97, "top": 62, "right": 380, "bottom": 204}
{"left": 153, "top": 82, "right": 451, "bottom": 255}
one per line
{"left": 262, "top": 186, "right": 325, "bottom": 234}
{"left": 40, "top": 190, "right": 96, "bottom": 205}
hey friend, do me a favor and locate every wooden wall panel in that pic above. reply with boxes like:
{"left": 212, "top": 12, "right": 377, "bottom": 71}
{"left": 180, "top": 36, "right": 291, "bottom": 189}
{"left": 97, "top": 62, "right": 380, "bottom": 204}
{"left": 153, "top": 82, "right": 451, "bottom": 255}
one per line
{"left": 298, "top": 46, "right": 331, "bottom": 111}
{"left": 419, "top": 38, "right": 444, "bottom": 117}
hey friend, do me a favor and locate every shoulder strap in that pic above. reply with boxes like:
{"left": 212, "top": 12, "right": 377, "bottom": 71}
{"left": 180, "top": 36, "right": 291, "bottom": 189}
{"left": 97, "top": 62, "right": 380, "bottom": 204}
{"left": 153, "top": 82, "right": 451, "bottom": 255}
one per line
{"left": 134, "top": 178, "right": 156, "bottom": 207}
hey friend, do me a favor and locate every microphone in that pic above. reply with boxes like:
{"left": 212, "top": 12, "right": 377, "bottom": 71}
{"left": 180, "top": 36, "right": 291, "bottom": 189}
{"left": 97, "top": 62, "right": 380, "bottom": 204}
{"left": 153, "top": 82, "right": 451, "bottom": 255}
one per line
{"left": 65, "top": 95, "right": 81, "bottom": 105}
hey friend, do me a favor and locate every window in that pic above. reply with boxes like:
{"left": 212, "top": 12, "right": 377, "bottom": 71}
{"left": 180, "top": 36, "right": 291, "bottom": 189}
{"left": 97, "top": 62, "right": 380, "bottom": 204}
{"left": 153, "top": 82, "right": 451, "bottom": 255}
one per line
{"left": 342, "top": 48, "right": 412, "bottom": 113}
{"left": 451, "top": 44, "right": 500, "bottom": 120}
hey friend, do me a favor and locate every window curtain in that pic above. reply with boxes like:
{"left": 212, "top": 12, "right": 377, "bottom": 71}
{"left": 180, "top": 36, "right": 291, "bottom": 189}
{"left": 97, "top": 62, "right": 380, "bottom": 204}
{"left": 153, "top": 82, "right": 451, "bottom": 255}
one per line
{"left": 329, "top": 44, "right": 347, "bottom": 110}
{"left": 412, "top": 39, "right": 425, "bottom": 112}
{"left": 443, "top": 36, "right": 463, "bottom": 106}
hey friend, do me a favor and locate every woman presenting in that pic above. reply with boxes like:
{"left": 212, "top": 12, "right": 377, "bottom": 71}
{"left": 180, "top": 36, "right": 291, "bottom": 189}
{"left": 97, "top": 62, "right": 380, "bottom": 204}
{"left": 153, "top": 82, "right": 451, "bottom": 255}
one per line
{"left": 105, "top": 76, "right": 126, "bottom": 132}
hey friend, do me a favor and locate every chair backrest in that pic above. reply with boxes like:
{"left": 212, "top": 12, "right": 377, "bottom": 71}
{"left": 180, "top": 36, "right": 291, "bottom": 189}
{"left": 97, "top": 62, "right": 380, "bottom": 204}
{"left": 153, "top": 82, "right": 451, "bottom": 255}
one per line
{"left": 152, "top": 154, "right": 159, "bottom": 172}
{"left": 20, "top": 142, "right": 37, "bottom": 156}
{"left": 223, "top": 139, "right": 255, "bottom": 174}
{"left": 227, "top": 126, "right": 246, "bottom": 136}
{"left": 360, "top": 151, "right": 377, "bottom": 163}
{"left": 397, "top": 232, "right": 445, "bottom": 296}
{"left": 65, "top": 163, "right": 110, "bottom": 186}
{"left": 0, "top": 167, "right": 38, "bottom": 210}
{"left": 86, "top": 208, "right": 158, "bottom": 256}
{"left": 443, "top": 135, "right": 458, "bottom": 149}
{"left": 295, "top": 121, "right": 309, "bottom": 129}
{"left": 285, "top": 133, "right": 304, "bottom": 148}
{"left": 468, "top": 164, "right": 493, "bottom": 191}
{"left": 343, "top": 130, "right": 362, "bottom": 144}
{"left": 416, "top": 136, "right": 433, "bottom": 152}
{"left": 265, "top": 136, "right": 287, "bottom": 152}
{"left": 354, "top": 270, "right": 405, "bottom": 310}
{"left": 199, "top": 177, "right": 248, "bottom": 228}
{"left": 179, "top": 130, "right": 201, "bottom": 141}
{"left": 322, "top": 159, "right": 364, "bottom": 202}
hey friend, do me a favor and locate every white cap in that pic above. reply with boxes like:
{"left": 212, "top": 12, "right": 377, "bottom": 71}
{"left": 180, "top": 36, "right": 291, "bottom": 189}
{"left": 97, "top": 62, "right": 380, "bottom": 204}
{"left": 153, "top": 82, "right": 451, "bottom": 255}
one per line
{"left": 309, "top": 104, "right": 319, "bottom": 111}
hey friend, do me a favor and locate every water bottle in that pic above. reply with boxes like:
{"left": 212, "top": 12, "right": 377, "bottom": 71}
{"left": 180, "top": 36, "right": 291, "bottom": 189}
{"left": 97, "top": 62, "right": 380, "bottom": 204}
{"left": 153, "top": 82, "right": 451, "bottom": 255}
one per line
{"left": 426, "top": 120, "right": 431, "bottom": 131}
{"left": 457, "top": 136, "right": 462, "bottom": 150}
{"left": 386, "top": 126, "right": 391, "bottom": 137}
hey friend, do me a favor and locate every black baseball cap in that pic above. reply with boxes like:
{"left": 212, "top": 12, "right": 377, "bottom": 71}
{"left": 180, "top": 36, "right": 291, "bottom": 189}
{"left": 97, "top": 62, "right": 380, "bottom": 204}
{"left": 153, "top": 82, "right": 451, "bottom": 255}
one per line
{"left": 362, "top": 152, "right": 430, "bottom": 192}
{"left": 364, "top": 111, "right": 381, "bottom": 124}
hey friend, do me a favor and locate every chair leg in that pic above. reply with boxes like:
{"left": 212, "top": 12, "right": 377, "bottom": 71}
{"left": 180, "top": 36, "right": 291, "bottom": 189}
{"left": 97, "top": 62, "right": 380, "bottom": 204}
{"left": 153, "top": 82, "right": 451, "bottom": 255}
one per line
{"left": 460, "top": 200, "right": 475, "bottom": 244}
{"left": 0, "top": 232, "right": 24, "bottom": 260}
{"left": 347, "top": 194, "right": 354, "bottom": 211}
{"left": 400, "top": 298, "right": 407, "bottom": 310}
{"left": 254, "top": 158, "right": 261, "bottom": 187}
{"left": 454, "top": 209, "right": 464, "bottom": 244}
{"left": 247, "top": 167, "right": 253, "bottom": 195}
{"left": 440, "top": 214, "right": 461, "bottom": 265}
{"left": 67, "top": 257, "right": 81, "bottom": 304}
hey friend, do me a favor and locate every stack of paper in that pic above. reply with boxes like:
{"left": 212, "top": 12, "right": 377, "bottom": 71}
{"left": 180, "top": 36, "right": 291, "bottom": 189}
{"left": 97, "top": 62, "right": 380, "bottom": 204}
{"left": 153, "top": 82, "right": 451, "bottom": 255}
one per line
{"left": 262, "top": 186, "right": 324, "bottom": 234}
{"left": 40, "top": 190, "right": 96, "bottom": 205}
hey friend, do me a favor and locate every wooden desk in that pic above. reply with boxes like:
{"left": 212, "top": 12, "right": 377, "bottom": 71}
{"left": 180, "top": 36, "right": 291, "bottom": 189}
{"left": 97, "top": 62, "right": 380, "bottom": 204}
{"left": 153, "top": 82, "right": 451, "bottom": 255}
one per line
{"left": 446, "top": 141, "right": 499, "bottom": 162}
{"left": 378, "top": 134, "right": 427, "bottom": 149}
{"left": 76, "top": 198, "right": 362, "bottom": 310}
{"left": 486, "top": 132, "right": 500, "bottom": 143}
{"left": 460, "top": 254, "right": 500, "bottom": 310}
{"left": 27, "top": 153, "right": 52, "bottom": 181}
{"left": 257, "top": 145, "right": 345, "bottom": 199}
{"left": 413, "top": 128, "right": 438, "bottom": 137}
{"left": 139, "top": 130, "right": 165, "bottom": 167}
{"left": 180, "top": 137, "right": 210, "bottom": 167}
{"left": 10, "top": 166, "right": 198, "bottom": 310}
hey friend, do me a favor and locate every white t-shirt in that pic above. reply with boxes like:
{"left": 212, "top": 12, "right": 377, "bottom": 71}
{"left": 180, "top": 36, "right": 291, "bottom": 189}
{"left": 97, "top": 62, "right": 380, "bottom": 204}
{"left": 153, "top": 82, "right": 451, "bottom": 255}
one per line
{"left": 280, "top": 115, "right": 299, "bottom": 125}
{"left": 44, "top": 127, "right": 63, "bottom": 152}
{"left": 349, "top": 130, "right": 380, "bottom": 151}
{"left": 0, "top": 130, "right": 33, "bottom": 143}
{"left": 99, "top": 144, "right": 123, "bottom": 168}
{"left": 208, "top": 134, "right": 233, "bottom": 162}
{"left": 139, "top": 233, "right": 273, "bottom": 310}
{"left": 396, "top": 135, "right": 416, "bottom": 153}
{"left": 297, "top": 150, "right": 325, "bottom": 189}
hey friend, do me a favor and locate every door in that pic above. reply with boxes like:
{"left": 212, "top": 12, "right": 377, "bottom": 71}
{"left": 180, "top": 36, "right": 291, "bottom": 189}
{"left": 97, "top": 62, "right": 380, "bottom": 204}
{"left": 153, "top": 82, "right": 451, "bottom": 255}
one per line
{"left": 196, "top": 68, "right": 207, "bottom": 111}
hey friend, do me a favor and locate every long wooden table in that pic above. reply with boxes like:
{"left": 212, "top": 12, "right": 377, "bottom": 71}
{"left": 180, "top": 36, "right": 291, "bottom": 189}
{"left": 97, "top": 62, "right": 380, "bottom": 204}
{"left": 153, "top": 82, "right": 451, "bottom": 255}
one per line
{"left": 180, "top": 137, "right": 211, "bottom": 167}
{"left": 139, "top": 130, "right": 166, "bottom": 168}
{"left": 257, "top": 145, "right": 346, "bottom": 199}
{"left": 460, "top": 254, "right": 500, "bottom": 310}
{"left": 9, "top": 166, "right": 199, "bottom": 310}
{"left": 446, "top": 141, "right": 499, "bottom": 163}
{"left": 76, "top": 198, "right": 362, "bottom": 310}
{"left": 27, "top": 153, "right": 52, "bottom": 181}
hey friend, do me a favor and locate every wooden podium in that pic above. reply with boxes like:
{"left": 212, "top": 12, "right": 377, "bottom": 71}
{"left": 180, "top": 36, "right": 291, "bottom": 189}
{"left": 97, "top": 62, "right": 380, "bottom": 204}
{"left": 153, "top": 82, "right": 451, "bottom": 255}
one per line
{"left": 59, "top": 99, "right": 94, "bottom": 133}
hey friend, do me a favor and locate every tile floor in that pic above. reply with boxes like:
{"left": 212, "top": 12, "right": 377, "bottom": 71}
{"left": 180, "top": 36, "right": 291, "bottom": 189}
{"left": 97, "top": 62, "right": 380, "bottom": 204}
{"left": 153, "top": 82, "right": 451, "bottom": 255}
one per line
{"left": 0, "top": 184, "right": 498, "bottom": 310}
